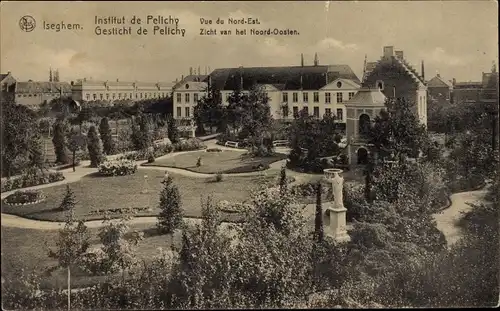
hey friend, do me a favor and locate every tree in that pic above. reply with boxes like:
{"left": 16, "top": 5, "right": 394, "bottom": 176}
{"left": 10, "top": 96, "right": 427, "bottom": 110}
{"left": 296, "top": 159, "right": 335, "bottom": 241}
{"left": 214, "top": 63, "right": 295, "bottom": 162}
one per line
{"left": 99, "top": 117, "right": 115, "bottom": 155}
{"left": 367, "top": 98, "right": 427, "bottom": 160}
{"left": 67, "top": 130, "right": 85, "bottom": 172}
{"left": 314, "top": 182, "right": 324, "bottom": 243}
{"left": 52, "top": 118, "right": 70, "bottom": 165}
{"left": 47, "top": 198, "right": 90, "bottom": 311}
{"left": 131, "top": 113, "right": 153, "bottom": 150}
{"left": 279, "top": 166, "right": 287, "bottom": 194}
{"left": 167, "top": 115, "right": 180, "bottom": 144}
{"left": 157, "top": 175, "right": 184, "bottom": 234}
{"left": 1, "top": 101, "right": 42, "bottom": 177}
{"left": 87, "top": 125, "right": 104, "bottom": 167}
{"left": 194, "top": 86, "right": 224, "bottom": 134}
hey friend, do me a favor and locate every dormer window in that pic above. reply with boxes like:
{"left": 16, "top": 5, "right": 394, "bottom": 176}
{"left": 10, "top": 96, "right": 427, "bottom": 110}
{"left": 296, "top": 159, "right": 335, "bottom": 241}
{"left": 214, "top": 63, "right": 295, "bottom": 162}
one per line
{"left": 337, "top": 81, "right": 342, "bottom": 88}
{"left": 185, "top": 84, "right": 190, "bottom": 89}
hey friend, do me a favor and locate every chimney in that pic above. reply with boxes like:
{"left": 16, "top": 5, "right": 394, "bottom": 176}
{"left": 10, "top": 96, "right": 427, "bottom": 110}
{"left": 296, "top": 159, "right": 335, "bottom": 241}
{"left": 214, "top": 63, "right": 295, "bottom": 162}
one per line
{"left": 452, "top": 78, "right": 456, "bottom": 85}
{"left": 395, "top": 50, "right": 404, "bottom": 59}
{"left": 189, "top": 67, "right": 193, "bottom": 75}
{"left": 421, "top": 60, "right": 425, "bottom": 80}
{"left": 437, "top": 73, "right": 440, "bottom": 78}
{"left": 301, "top": 53, "right": 304, "bottom": 67}
{"left": 383, "top": 46, "right": 394, "bottom": 59}
{"left": 198, "top": 66, "right": 201, "bottom": 76}
{"left": 116, "top": 78, "right": 119, "bottom": 82}
{"left": 314, "top": 53, "right": 319, "bottom": 66}
{"left": 181, "top": 75, "right": 184, "bottom": 81}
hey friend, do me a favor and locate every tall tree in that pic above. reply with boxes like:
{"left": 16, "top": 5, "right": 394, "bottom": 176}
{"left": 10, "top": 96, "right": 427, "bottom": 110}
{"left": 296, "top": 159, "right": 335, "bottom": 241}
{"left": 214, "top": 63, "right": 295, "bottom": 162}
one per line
{"left": 67, "top": 130, "right": 85, "bottom": 172}
{"left": 157, "top": 175, "right": 184, "bottom": 234}
{"left": 314, "top": 181, "right": 324, "bottom": 243}
{"left": 167, "top": 115, "right": 180, "bottom": 144}
{"left": 52, "top": 118, "right": 70, "bottom": 165}
{"left": 87, "top": 125, "right": 104, "bottom": 167}
{"left": 48, "top": 189, "right": 89, "bottom": 311}
{"left": 194, "top": 86, "right": 224, "bottom": 134}
{"left": 99, "top": 117, "right": 115, "bottom": 155}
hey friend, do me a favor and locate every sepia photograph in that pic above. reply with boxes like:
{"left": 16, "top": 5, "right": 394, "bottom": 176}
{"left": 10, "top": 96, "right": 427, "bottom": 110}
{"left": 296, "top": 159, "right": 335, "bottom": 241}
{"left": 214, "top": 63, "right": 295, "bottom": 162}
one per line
{"left": 1, "top": 0, "right": 499, "bottom": 309}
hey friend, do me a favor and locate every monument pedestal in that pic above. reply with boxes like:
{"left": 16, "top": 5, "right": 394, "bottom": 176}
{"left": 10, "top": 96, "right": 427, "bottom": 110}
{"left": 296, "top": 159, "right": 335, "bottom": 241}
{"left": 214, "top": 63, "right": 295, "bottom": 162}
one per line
{"left": 323, "top": 169, "right": 351, "bottom": 244}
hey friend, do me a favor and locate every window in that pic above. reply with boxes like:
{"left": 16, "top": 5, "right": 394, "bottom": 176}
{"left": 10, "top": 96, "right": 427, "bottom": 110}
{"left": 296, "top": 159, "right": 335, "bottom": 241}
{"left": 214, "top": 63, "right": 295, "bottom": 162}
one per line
{"left": 303, "top": 92, "right": 308, "bottom": 103}
{"left": 325, "top": 108, "right": 332, "bottom": 116}
{"left": 135, "top": 93, "right": 138, "bottom": 99}
{"left": 86, "top": 94, "right": 90, "bottom": 100}
{"left": 282, "top": 105, "right": 289, "bottom": 117}
{"left": 176, "top": 93, "right": 181, "bottom": 103}
{"left": 325, "top": 92, "right": 331, "bottom": 103}
{"left": 376, "top": 80, "right": 384, "bottom": 90}
{"left": 336, "top": 108, "right": 343, "bottom": 121}
{"left": 313, "top": 92, "right": 319, "bottom": 102}
{"left": 93, "top": 94, "right": 97, "bottom": 100}
{"left": 282, "top": 92, "right": 288, "bottom": 103}
{"left": 185, "top": 107, "right": 190, "bottom": 117}
{"left": 177, "top": 107, "right": 182, "bottom": 117}
{"left": 292, "top": 92, "right": 298, "bottom": 102}
{"left": 336, "top": 92, "right": 343, "bottom": 103}
{"left": 303, "top": 106, "right": 309, "bottom": 115}
{"left": 359, "top": 114, "right": 371, "bottom": 137}
{"left": 185, "top": 93, "right": 190, "bottom": 103}
{"left": 130, "top": 93, "right": 133, "bottom": 98}
{"left": 194, "top": 93, "right": 199, "bottom": 103}
{"left": 349, "top": 92, "right": 355, "bottom": 100}
{"left": 112, "top": 93, "right": 116, "bottom": 99}
{"left": 118, "top": 93, "right": 121, "bottom": 99}
{"left": 293, "top": 106, "right": 299, "bottom": 117}
{"left": 106, "top": 94, "right": 110, "bottom": 100}
{"left": 313, "top": 106, "right": 320, "bottom": 118}
{"left": 100, "top": 94, "right": 103, "bottom": 100}
{"left": 140, "top": 93, "right": 143, "bottom": 99}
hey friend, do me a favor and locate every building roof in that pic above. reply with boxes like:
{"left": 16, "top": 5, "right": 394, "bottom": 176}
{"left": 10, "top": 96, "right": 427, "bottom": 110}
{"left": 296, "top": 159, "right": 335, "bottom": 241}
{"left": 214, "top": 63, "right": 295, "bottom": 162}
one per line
{"left": 344, "top": 87, "right": 387, "bottom": 107}
{"left": 427, "top": 74, "right": 452, "bottom": 88}
{"left": 0, "top": 74, "right": 9, "bottom": 81}
{"left": 453, "top": 81, "right": 482, "bottom": 88}
{"left": 208, "top": 65, "right": 360, "bottom": 91}
{"left": 173, "top": 75, "right": 208, "bottom": 90}
{"left": 482, "top": 72, "right": 498, "bottom": 88}
{"left": 15, "top": 81, "right": 72, "bottom": 94}
{"left": 363, "top": 51, "right": 425, "bottom": 88}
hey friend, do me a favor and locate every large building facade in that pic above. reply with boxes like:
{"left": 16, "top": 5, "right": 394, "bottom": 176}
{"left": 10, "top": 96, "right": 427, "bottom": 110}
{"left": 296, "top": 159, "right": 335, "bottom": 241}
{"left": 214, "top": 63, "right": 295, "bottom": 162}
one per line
{"left": 71, "top": 79, "right": 174, "bottom": 103}
{"left": 15, "top": 81, "right": 72, "bottom": 109}
{"left": 173, "top": 60, "right": 361, "bottom": 125}
{"left": 362, "top": 46, "right": 428, "bottom": 125}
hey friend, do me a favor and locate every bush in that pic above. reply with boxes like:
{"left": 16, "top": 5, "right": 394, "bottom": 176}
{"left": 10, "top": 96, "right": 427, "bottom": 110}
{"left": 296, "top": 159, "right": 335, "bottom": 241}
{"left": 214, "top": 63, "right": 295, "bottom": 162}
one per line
{"left": 157, "top": 175, "right": 184, "bottom": 234}
{"left": 3, "top": 190, "right": 46, "bottom": 205}
{"left": 0, "top": 172, "right": 64, "bottom": 193}
{"left": 98, "top": 159, "right": 137, "bottom": 176}
{"left": 147, "top": 153, "right": 155, "bottom": 163}
{"left": 215, "top": 172, "right": 223, "bottom": 182}
{"left": 173, "top": 138, "right": 205, "bottom": 152}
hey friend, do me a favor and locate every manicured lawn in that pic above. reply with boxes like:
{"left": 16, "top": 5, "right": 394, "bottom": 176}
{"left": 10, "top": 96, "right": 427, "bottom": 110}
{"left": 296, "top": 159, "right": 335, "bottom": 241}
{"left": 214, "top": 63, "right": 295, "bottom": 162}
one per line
{"left": 1, "top": 224, "right": 182, "bottom": 290}
{"left": 1, "top": 169, "right": 276, "bottom": 222}
{"left": 143, "top": 150, "right": 288, "bottom": 174}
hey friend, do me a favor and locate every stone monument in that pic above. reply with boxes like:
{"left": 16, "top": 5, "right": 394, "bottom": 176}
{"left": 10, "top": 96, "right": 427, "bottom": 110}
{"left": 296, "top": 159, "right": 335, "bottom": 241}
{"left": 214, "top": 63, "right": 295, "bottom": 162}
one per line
{"left": 323, "top": 168, "right": 350, "bottom": 243}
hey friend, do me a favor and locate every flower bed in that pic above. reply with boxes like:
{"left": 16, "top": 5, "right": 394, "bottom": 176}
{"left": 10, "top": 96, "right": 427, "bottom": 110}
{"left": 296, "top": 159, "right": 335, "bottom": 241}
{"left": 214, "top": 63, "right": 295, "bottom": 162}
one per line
{"left": 1, "top": 172, "right": 65, "bottom": 193}
{"left": 206, "top": 148, "right": 222, "bottom": 152}
{"left": 3, "top": 190, "right": 47, "bottom": 206}
{"left": 98, "top": 159, "right": 137, "bottom": 176}
{"left": 173, "top": 138, "right": 206, "bottom": 152}
{"left": 87, "top": 206, "right": 151, "bottom": 216}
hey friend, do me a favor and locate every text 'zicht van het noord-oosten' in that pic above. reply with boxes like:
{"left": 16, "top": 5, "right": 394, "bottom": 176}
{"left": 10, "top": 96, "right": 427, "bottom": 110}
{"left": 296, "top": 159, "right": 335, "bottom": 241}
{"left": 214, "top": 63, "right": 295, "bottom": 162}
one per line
{"left": 94, "top": 15, "right": 186, "bottom": 37}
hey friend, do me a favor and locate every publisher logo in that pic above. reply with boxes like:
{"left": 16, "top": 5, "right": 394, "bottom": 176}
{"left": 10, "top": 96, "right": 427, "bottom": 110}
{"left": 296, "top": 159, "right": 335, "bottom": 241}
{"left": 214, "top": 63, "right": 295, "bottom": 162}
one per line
{"left": 19, "top": 15, "right": 36, "bottom": 32}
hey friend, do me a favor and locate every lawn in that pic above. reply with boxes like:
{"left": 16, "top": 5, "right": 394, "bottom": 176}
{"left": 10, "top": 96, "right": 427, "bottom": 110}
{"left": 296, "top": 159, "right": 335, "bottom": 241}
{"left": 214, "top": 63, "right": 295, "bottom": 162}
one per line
{"left": 143, "top": 150, "right": 288, "bottom": 174}
{"left": 1, "top": 224, "right": 183, "bottom": 290}
{"left": 1, "top": 168, "right": 277, "bottom": 222}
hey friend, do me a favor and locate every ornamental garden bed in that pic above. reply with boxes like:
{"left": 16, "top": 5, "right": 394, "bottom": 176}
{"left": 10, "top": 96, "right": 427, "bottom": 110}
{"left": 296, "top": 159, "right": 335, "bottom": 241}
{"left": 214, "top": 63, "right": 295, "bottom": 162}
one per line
{"left": 1, "top": 172, "right": 65, "bottom": 193}
{"left": 143, "top": 150, "right": 288, "bottom": 174}
{"left": 1, "top": 169, "right": 277, "bottom": 222}
{"left": 2, "top": 190, "right": 47, "bottom": 206}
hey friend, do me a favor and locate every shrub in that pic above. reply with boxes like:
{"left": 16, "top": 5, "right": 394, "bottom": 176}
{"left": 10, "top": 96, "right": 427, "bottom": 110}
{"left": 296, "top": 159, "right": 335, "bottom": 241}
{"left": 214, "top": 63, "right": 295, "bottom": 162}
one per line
{"left": 99, "top": 117, "right": 115, "bottom": 155}
{"left": 215, "top": 172, "right": 224, "bottom": 182}
{"left": 98, "top": 159, "right": 137, "bottom": 176}
{"left": 3, "top": 190, "right": 46, "bottom": 205}
{"left": 196, "top": 157, "right": 202, "bottom": 167}
{"left": 147, "top": 153, "right": 155, "bottom": 163}
{"left": 0, "top": 172, "right": 64, "bottom": 193}
{"left": 52, "top": 119, "right": 69, "bottom": 164}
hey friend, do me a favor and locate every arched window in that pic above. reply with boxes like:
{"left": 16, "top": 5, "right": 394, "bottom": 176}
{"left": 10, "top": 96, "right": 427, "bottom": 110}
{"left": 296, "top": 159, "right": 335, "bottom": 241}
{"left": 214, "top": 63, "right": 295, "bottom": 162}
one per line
{"left": 359, "top": 113, "right": 371, "bottom": 137}
{"left": 357, "top": 147, "right": 369, "bottom": 164}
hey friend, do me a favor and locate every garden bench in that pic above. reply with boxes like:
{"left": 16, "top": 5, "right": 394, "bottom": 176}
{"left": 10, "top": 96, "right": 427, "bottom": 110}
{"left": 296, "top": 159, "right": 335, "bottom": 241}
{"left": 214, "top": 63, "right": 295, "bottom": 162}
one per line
{"left": 224, "top": 141, "right": 239, "bottom": 148}
{"left": 272, "top": 140, "right": 289, "bottom": 147}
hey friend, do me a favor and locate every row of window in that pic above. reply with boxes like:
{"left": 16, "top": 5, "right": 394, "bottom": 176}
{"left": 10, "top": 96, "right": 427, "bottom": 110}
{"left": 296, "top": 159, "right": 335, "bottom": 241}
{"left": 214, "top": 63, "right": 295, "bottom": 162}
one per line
{"left": 282, "top": 91, "right": 355, "bottom": 103}
{"left": 281, "top": 106, "right": 344, "bottom": 120}
{"left": 17, "top": 93, "right": 65, "bottom": 98}
{"left": 177, "top": 107, "right": 192, "bottom": 118}
{"left": 85, "top": 92, "right": 168, "bottom": 101}
{"left": 176, "top": 93, "right": 200, "bottom": 103}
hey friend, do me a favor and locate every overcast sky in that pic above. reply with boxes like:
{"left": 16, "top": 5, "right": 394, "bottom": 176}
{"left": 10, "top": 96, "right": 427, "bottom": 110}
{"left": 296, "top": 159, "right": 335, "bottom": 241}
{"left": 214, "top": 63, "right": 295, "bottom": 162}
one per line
{"left": 1, "top": 1, "right": 498, "bottom": 84}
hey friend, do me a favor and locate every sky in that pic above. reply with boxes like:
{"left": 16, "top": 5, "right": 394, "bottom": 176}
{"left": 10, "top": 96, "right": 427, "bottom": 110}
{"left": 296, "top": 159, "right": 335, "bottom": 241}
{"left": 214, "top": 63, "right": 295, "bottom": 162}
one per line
{"left": 1, "top": 1, "right": 498, "bottom": 84}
